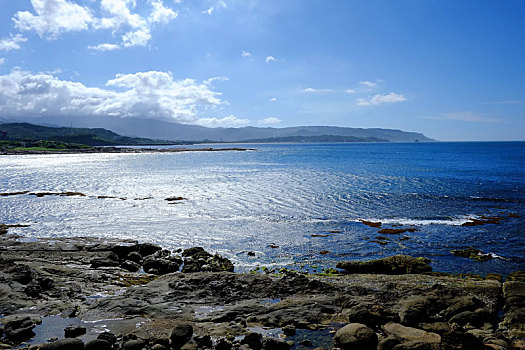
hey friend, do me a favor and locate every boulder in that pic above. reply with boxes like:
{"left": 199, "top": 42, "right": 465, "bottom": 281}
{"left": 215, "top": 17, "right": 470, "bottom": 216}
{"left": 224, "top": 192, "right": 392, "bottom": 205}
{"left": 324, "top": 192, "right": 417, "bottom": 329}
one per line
{"left": 39, "top": 338, "right": 84, "bottom": 350}
{"left": 112, "top": 244, "right": 139, "bottom": 260}
{"left": 378, "top": 336, "right": 402, "bottom": 350}
{"left": 150, "top": 345, "right": 168, "bottom": 350}
{"left": 9, "top": 264, "right": 34, "bottom": 284}
{"left": 139, "top": 243, "right": 163, "bottom": 257}
{"left": 440, "top": 330, "right": 484, "bottom": 350}
{"left": 143, "top": 257, "right": 179, "bottom": 275}
{"left": 122, "top": 339, "right": 146, "bottom": 350}
{"left": 336, "top": 255, "right": 432, "bottom": 274}
{"left": 170, "top": 323, "right": 193, "bottom": 349}
{"left": 261, "top": 337, "right": 291, "bottom": 350}
{"left": 333, "top": 323, "right": 378, "bottom": 350}
{"left": 84, "top": 339, "right": 111, "bottom": 350}
{"left": 121, "top": 260, "right": 141, "bottom": 272}
{"left": 90, "top": 257, "right": 119, "bottom": 269}
{"left": 442, "top": 296, "right": 482, "bottom": 320}
{"left": 382, "top": 322, "right": 440, "bottom": 344}
{"left": 3, "top": 316, "right": 35, "bottom": 341}
{"left": 241, "top": 332, "right": 262, "bottom": 350}
{"left": 392, "top": 341, "right": 437, "bottom": 350}
{"left": 215, "top": 338, "right": 233, "bottom": 350}
{"left": 65, "top": 324, "right": 87, "bottom": 338}
{"left": 448, "top": 308, "right": 492, "bottom": 328}
{"left": 127, "top": 251, "right": 143, "bottom": 264}
{"left": 97, "top": 332, "right": 117, "bottom": 345}
{"left": 398, "top": 296, "right": 440, "bottom": 325}
{"left": 205, "top": 254, "right": 234, "bottom": 272}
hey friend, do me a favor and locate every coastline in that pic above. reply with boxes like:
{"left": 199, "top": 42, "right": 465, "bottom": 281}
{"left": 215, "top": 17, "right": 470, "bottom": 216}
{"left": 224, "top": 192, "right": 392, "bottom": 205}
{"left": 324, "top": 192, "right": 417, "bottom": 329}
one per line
{"left": 1, "top": 231, "right": 523, "bottom": 349}
{"left": 0, "top": 146, "right": 254, "bottom": 156}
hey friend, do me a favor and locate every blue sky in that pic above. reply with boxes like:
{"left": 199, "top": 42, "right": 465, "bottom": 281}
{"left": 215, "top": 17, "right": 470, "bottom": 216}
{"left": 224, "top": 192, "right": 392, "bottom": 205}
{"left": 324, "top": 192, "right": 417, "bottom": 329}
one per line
{"left": 0, "top": 0, "right": 523, "bottom": 140}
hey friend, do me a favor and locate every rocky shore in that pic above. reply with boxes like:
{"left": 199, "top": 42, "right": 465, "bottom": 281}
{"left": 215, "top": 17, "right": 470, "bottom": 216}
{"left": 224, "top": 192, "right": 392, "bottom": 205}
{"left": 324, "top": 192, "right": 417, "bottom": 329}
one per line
{"left": 0, "top": 232, "right": 524, "bottom": 350}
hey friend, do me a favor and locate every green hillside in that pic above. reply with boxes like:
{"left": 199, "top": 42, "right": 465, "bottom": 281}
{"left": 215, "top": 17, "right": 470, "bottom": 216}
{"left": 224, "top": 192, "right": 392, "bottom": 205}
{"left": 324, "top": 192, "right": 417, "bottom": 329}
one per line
{"left": 0, "top": 123, "right": 181, "bottom": 146}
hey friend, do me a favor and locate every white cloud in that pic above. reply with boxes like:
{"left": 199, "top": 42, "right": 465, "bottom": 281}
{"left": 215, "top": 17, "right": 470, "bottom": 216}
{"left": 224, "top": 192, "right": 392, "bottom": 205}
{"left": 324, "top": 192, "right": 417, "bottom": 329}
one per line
{"left": 359, "top": 81, "right": 376, "bottom": 89}
{"left": 356, "top": 92, "right": 407, "bottom": 106}
{"left": 122, "top": 28, "right": 152, "bottom": 47}
{"left": 95, "top": 0, "right": 145, "bottom": 30}
{"left": 269, "top": 97, "right": 277, "bottom": 102}
{"left": 0, "top": 58, "right": 5, "bottom": 66}
{"left": 258, "top": 117, "right": 281, "bottom": 125}
{"left": 241, "top": 50, "right": 252, "bottom": 58}
{"left": 265, "top": 56, "right": 276, "bottom": 63}
{"left": 204, "top": 76, "right": 229, "bottom": 85}
{"left": 301, "top": 87, "right": 333, "bottom": 93}
{"left": 149, "top": 0, "right": 177, "bottom": 24}
{"left": 0, "top": 69, "right": 224, "bottom": 123}
{"left": 196, "top": 115, "right": 249, "bottom": 127}
{"left": 202, "top": 7, "right": 214, "bottom": 15}
{"left": 425, "top": 111, "right": 501, "bottom": 123}
{"left": 0, "top": 34, "right": 28, "bottom": 51}
{"left": 13, "top": 0, "right": 94, "bottom": 39}
{"left": 88, "top": 43, "right": 121, "bottom": 51}
{"left": 202, "top": 1, "right": 226, "bottom": 15}
{"left": 345, "top": 89, "right": 355, "bottom": 94}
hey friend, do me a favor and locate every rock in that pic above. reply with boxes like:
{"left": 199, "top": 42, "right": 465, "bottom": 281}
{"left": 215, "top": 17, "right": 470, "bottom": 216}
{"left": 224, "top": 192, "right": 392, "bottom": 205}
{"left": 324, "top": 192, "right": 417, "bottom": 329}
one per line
{"left": 377, "top": 336, "right": 401, "bottom": 350}
{"left": 25, "top": 277, "right": 54, "bottom": 297}
{"left": 112, "top": 244, "right": 139, "bottom": 260}
{"left": 398, "top": 296, "right": 439, "bottom": 326}
{"left": 84, "top": 339, "right": 111, "bottom": 350}
{"left": 441, "top": 329, "right": 484, "bottom": 350}
{"left": 450, "top": 248, "right": 492, "bottom": 262}
{"left": 90, "top": 257, "right": 119, "bottom": 269}
{"left": 121, "top": 260, "right": 141, "bottom": 272}
{"left": 241, "top": 332, "right": 262, "bottom": 350}
{"left": 419, "top": 322, "right": 451, "bottom": 335}
{"left": 139, "top": 243, "right": 162, "bottom": 257}
{"left": 181, "top": 248, "right": 234, "bottom": 273}
{"left": 193, "top": 335, "right": 212, "bottom": 348}
{"left": 64, "top": 324, "right": 87, "bottom": 338}
{"left": 122, "top": 339, "right": 146, "bottom": 350}
{"left": 9, "top": 264, "right": 34, "bottom": 284}
{"left": 151, "top": 345, "right": 168, "bottom": 350}
{"left": 347, "top": 304, "right": 391, "bottom": 327}
{"left": 282, "top": 324, "right": 296, "bottom": 336}
{"left": 39, "top": 338, "right": 84, "bottom": 350}
{"left": 170, "top": 323, "right": 193, "bottom": 349}
{"left": 392, "top": 341, "right": 437, "bottom": 350}
{"left": 205, "top": 254, "right": 234, "bottom": 272}
{"left": 442, "top": 296, "right": 482, "bottom": 320}
{"left": 448, "top": 308, "right": 491, "bottom": 327}
{"left": 215, "top": 338, "right": 233, "bottom": 350}
{"left": 182, "top": 247, "right": 211, "bottom": 259}
{"left": 512, "top": 339, "right": 525, "bottom": 349}
{"left": 336, "top": 255, "right": 432, "bottom": 274}
{"left": 127, "top": 251, "right": 143, "bottom": 264}
{"left": 143, "top": 257, "right": 180, "bottom": 275}
{"left": 261, "top": 337, "right": 291, "bottom": 350}
{"left": 333, "top": 323, "right": 378, "bottom": 350}
{"left": 502, "top": 281, "right": 525, "bottom": 331}
{"left": 181, "top": 340, "right": 198, "bottom": 350}
{"left": 3, "top": 316, "right": 35, "bottom": 341}
{"left": 97, "top": 332, "right": 117, "bottom": 345}
{"left": 382, "top": 322, "right": 440, "bottom": 344}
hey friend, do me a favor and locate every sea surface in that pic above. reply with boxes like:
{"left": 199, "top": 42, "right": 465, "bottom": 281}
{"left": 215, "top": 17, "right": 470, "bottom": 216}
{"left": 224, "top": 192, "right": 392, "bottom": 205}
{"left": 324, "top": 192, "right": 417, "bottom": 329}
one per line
{"left": 1, "top": 142, "right": 524, "bottom": 275}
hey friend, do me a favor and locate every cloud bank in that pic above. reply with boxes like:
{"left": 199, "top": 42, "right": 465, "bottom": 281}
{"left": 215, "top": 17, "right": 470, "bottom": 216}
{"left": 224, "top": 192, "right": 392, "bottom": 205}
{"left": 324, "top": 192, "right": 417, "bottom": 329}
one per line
{"left": 0, "top": 69, "right": 225, "bottom": 124}
{"left": 357, "top": 92, "right": 407, "bottom": 106}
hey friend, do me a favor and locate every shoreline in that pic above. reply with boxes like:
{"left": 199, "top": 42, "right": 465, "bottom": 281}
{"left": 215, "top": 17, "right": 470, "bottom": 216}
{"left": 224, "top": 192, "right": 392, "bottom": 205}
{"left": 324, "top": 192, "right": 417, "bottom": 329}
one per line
{"left": 0, "top": 146, "right": 254, "bottom": 155}
{"left": 0, "top": 233, "right": 524, "bottom": 349}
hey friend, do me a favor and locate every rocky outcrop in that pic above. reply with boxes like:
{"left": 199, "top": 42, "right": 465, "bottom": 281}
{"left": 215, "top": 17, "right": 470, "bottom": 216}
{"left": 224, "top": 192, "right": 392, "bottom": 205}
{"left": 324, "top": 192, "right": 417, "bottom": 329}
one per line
{"left": 336, "top": 255, "right": 432, "bottom": 274}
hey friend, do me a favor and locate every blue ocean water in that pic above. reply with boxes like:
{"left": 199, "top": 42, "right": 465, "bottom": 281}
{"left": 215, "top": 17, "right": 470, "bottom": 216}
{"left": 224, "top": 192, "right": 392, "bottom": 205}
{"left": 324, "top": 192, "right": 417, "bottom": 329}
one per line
{"left": 0, "top": 142, "right": 524, "bottom": 275}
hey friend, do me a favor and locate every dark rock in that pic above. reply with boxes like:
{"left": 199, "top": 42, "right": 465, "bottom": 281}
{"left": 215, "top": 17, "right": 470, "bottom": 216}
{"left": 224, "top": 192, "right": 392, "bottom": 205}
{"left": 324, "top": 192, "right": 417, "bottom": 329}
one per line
{"left": 442, "top": 296, "right": 482, "bottom": 320}
{"left": 3, "top": 316, "right": 35, "bottom": 341}
{"left": 215, "top": 338, "right": 232, "bottom": 350}
{"left": 139, "top": 243, "right": 162, "bottom": 257}
{"left": 127, "top": 251, "right": 143, "bottom": 264}
{"left": 150, "top": 345, "right": 168, "bottom": 350}
{"left": 64, "top": 324, "right": 87, "bottom": 338}
{"left": 25, "top": 276, "right": 55, "bottom": 297}
{"left": 382, "top": 322, "right": 440, "bottom": 344}
{"left": 399, "top": 296, "right": 440, "bottom": 326}
{"left": 448, "top": 308, "right": 491, "bottom": 327}
{"left": 182, "top": 247, "right": 212, "bottom": 259}
{"left": 170, "top": 323, "right": 193, "bottom": 349}
{"left": 261, "top": 337, "right": 290, "bottom": 350}
{"left": 39, "top": 338, "right": 84, "bottom": 350}
{"left": 143, "top": 257, "right": 179, "bottom": 275}
{"left": 441, "top": 329, "right": 485, "bottom": 350}
{"left": 347, "top": 304, "right": 393, "bottom": 327}
{"left": 336, "top": 255, "right": 432, "bottom": 275}
{"left": 122, "top": 339, "right": 146, "bottom": 350}
{"left": 90, "top": 257, "right": 119, "bottom": 269}
{"left": 84, "top": 339, "right": 111, "bottom": 350}
{"left": 282, "top": 324, "right": 296, "bottom": 336}
{"left": 377, "top": 336, "right": 402, "bottom": 350}
{"left": 299, "top": 339, "right": 312, "bottom": 346}
{"left": 247, "top": 251, "right": 256, "bottom": 256}
{"left": 333, "top": 323, "right": 378, "bottom": 350}
{"left": 241, "top": 332, "right": 262, "bottom": 350}
{"left": 205, "top": 254, "right": 234, "bottom": 272}
{"left": 450, "top": 248, "right": 493, "bottom": 262}
{"left": 392, "top": 341, "right": 436, "bottom": 350}
{"left": 9, "top": 264, "right": 34, "bottom": 284}
{"left": 419, "top": 322, "right": 451, "bottom": 335}
{"left": 97, "top": 332, "right": 117, "bottom": 345}
{"left": 121, "top": 260, "right": 141, "bottom": 272}
{"left": 112, "top": 244, "right": 139, "bottom": 260}
{"left": 181, "top": 340, "right": 198, "bottom": 350}
{"left": 194, "top": 335, "right": 212, "bottom": 348}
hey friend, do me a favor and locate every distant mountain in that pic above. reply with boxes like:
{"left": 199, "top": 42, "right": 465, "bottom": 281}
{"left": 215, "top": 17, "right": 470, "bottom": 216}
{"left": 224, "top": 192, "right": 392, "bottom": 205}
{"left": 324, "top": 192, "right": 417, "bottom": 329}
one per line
{"left": 0, "top": 116, "right": 435, "bottom": 143}
{"left": 242, "top": 135, "right": 389, "bottom": 143}
{"left": 0, "top": 122, "right": 180, "bottom": 146}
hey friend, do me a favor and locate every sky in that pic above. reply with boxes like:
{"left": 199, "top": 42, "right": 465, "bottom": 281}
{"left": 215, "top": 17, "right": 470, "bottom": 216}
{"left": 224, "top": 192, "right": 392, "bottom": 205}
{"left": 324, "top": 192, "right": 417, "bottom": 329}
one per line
{"left": 0, "top": 0, "right": 524, "bottom": 141}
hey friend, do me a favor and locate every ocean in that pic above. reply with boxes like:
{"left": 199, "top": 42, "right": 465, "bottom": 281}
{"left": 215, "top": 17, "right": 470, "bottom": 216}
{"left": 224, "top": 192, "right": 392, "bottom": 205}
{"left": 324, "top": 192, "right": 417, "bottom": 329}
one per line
{"left": 1, "top": 142, "right": 524, "bottom": 275}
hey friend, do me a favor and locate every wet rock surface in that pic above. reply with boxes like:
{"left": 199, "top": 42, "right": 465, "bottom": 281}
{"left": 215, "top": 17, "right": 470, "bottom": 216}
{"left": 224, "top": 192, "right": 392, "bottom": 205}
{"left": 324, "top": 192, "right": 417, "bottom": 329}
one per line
{"left": 0, "top": 235, "right": 523, "bottom": 349}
